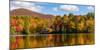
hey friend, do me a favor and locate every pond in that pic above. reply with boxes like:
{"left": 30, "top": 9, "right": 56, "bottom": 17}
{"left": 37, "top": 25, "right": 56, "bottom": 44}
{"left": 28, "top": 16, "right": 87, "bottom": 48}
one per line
{"left": 10, "top": 33, "right": 94, "bottom": 50}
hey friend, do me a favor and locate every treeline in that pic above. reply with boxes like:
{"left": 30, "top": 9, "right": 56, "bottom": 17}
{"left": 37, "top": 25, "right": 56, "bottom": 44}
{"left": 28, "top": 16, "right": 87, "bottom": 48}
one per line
{"left": 10, "top": 12, "right": 95, "bottom": 50}
{"left": 10, "top": 12, "right": 94, "bottom": 35}
{"left": 51, "top": 12, "right": 94, "bottom": 33}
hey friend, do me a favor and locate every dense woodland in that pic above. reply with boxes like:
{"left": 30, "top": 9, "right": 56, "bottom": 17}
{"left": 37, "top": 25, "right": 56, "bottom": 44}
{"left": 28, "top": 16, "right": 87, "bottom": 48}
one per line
{"left": 10, "top": 12, "right": 94, "bottom": 34}
{"left": 10, "top": 12, "right": 95, "bottom": 50}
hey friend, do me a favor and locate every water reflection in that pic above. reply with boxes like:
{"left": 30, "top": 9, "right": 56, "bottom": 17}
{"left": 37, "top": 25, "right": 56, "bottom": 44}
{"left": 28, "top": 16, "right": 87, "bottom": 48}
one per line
{"left": 10, "top": 33, "right": 94, "bottom": 50}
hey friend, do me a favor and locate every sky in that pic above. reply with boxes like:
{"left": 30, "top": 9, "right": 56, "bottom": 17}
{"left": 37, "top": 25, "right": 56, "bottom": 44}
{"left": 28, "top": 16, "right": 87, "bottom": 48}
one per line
{"left": 10, "top": 1, "right": 95, "bottom": 16}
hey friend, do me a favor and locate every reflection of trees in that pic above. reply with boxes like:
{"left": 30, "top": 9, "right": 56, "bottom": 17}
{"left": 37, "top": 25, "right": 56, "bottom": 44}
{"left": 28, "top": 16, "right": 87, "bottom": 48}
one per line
{"left": 10, "top": 12, "right": 95, "bottom": 49}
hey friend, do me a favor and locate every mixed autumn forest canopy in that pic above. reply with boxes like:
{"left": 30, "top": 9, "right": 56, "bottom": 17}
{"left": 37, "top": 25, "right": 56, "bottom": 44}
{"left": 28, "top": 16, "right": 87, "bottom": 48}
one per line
{"left": 10, "top": 12, "right": 95, "bottom": 35}
{"left": 10, "top": 12, "right": 95, "bottom": 49}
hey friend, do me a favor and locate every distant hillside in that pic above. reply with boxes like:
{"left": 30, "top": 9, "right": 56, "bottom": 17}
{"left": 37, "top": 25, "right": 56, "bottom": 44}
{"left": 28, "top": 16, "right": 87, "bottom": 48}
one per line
{"left": 10, "top": 8, "right": 53, "bottom": 19}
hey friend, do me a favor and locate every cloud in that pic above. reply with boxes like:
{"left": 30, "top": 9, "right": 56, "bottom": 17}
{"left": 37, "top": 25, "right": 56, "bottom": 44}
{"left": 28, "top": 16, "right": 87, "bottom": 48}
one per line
{"left": 87, "top": 6, "right": 94, "bottom": 11}
{"left": 10, "top": 1, "right": 43, "bottom": 12}
{"left": 53, "top": 7, "right": 58, "bottom": 11}
{"left": 59, "top": 5, "right": 79, "bottom": 11}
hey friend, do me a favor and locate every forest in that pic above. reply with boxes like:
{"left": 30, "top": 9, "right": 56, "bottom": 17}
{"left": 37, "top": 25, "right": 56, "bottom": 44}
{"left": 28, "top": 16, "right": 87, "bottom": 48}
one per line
{"left": 10, "top": 12, "right": 95, "bottom": 50}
